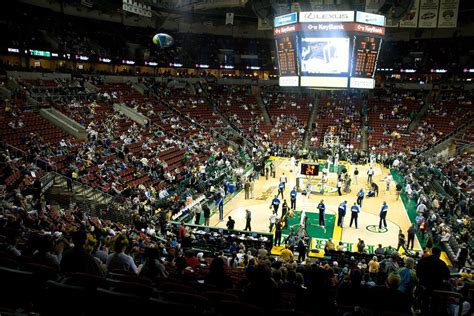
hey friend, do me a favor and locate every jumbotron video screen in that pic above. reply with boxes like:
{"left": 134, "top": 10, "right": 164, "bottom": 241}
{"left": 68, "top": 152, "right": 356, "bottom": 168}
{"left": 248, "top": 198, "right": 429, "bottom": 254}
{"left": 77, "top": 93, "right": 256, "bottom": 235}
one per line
{"left": 274, "top": 11, "right": 385, "bottom": 89}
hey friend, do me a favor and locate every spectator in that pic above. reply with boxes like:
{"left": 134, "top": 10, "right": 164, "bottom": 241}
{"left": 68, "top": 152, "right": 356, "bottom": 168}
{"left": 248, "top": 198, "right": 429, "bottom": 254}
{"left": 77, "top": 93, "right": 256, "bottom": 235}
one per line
{"left": 205, "top": 257, "right": 232, "bottom": 288}
{"left": 60, "top": 230, "right": 103, "bottom": 276}
{"left": 398, "top": 257, "right": 418, "bottom": 296}
{"left": 106, "top": 234, "right": 138, "bottom": 274}
{"left": 416, "top": 247, "right": 450, "bottom": 291}
{"left": 138, "top": 247, "right": 168, "bottom": 279}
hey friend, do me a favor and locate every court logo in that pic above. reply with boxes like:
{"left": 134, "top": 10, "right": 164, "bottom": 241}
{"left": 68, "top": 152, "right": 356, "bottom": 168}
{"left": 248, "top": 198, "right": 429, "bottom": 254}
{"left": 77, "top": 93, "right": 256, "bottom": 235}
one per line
{"left": 366, "top": 225, "right": 388, "bottom": 233}
{"left": 256, "top": 186, "right": 276, "bottom": 200}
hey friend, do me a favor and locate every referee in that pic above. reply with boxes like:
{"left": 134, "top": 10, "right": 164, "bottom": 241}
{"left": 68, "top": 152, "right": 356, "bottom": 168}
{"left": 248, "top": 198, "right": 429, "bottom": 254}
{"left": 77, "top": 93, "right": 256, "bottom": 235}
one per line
{"left": 350, "top": 202, "right": 360, "bottom": 229}
{"left": 379, "top": 201, "right": 388, "bottom": 231}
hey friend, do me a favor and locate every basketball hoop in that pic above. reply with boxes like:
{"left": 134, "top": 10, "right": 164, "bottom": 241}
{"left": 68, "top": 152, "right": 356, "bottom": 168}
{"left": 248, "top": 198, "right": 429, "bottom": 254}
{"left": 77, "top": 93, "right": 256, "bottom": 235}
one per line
{"left": 323, "top": 134, "right": 340, "bottom": 149}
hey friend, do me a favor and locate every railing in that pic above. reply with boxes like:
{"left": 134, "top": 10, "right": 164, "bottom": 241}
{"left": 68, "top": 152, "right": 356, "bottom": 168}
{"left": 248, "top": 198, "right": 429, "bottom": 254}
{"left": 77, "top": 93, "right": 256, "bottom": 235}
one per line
{"left": 213, "top": 127, "right": 239, "bottom": 149}
{"left": 407, "top": 90, "right": 431, "bottom": 132}
{"left": 1, "top": 142, "right": 57, "bottom": 173}
{"left": 303, "top": 91, "right": 320, "bottom": 149}
{"left": 113, "top": 103, "right": 150, "bottom": 126}
{"left": 150, "top": 91, "right": 206, "bottom": 130}
{"left": 40, "top": 171, "right": 132, "bottom": 224}
{"left": 40, "top": 108, "right": 87, "bottom": 140}
{"left": 30, "top": 92, "right": 96, "bottom": 102}
{"left": 254, "top": 90, "right": 272, "bottom": 125}
{"left": 420, "top": 119, "right": 474, "bottom": 156}
{"left": 203, "top": 94, "right": 256, "bottom": 148}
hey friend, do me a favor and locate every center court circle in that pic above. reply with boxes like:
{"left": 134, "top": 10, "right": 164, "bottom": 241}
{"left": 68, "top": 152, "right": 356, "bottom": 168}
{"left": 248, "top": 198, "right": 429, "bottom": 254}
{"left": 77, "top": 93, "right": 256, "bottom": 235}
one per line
{"left": 366, "top": 225, "right": 388, "bottom": 233}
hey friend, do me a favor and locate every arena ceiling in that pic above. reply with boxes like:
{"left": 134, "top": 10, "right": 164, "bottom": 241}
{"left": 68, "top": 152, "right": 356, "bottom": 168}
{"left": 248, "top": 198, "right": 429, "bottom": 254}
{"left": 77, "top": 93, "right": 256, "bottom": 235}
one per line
{"left": 27, "top": 0, "right": 474, "bottom": 30}
{"left": 73, "top": 0, "right": 474, "bottom": 26}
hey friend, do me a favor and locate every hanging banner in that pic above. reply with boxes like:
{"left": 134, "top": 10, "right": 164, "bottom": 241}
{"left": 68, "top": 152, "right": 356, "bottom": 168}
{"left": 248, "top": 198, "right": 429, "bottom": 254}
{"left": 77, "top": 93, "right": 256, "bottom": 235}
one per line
{"left": 400, "top": 0, "right": 420, "bottom": 28}
{"left": 226, "top": 12, "right": 234, "bottom": 25}
{"left": 418, "top": 0, "right": 440, "bottom": 28}
{"left": 310, "top": 0, "right": 324, "bottom": 11}
{"left": 438, "top": 0, "right": 459, "bottom": 28}
{"left": 365, "top": 0, "right": 382, "bottom": 14}
{"left": 385, "top": 15, "right": 400, "bottom": 28}
{"left": 258, "top": 17, "right": 272, "bottom": 30}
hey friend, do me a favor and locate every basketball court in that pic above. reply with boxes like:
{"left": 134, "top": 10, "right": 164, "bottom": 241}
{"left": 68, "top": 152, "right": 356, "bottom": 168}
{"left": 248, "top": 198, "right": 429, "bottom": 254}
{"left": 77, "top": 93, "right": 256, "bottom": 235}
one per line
{"left": 209, "top": 156, "right": 422, "bottom": 256}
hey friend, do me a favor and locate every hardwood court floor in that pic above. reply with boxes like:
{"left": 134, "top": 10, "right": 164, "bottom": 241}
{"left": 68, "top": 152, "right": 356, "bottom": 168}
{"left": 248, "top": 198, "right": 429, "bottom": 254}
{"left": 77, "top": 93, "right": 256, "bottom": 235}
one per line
{"left": 210, "top": 157, "right": 421, "bottom": 252}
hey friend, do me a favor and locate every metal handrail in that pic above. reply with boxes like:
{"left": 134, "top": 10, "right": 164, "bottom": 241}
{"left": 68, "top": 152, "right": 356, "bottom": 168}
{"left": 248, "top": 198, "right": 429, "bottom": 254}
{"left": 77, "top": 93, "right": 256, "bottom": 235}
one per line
{"left": 420, "top": 119, "right": 474, "bottom": 155}
{"left": 1, "top": 142, "right": 56, "bottom": 172}
{"left": 40, "top": 171, "right": 133, "bottom": 223}
{"left": 42, "top": 170, "right": 116, "bottom": 201}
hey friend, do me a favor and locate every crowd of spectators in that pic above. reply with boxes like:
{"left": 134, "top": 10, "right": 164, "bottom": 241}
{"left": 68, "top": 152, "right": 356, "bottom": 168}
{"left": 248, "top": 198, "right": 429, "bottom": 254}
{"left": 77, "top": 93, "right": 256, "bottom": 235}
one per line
{"left": 367, "top": 88, "right": 424, "bottom": 152}
{"left": 411, "top": 90, "right": 473, "bottom": 151}
{"left": 389, "top": 151, "right": 473, "bottom": 266}
{"left": 1, "top": 78, "right": 255, "bottom": 225}
{"left": 1, "top": 71, "right": 474, "bottom": 314}
{"left": 261, "top": 87, "right": 312, "bottom": 148}
{"left": 308, "top": 91, "right": 362, "bottom": 151}
{"left": 1, "top": 170, "right": 472, "bottom": 315}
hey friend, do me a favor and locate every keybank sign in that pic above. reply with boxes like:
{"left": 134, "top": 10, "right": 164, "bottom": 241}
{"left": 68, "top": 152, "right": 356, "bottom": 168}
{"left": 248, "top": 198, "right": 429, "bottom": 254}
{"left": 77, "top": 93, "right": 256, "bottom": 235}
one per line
{"left": 274, "top": 12, "right": 298, "bottom": 27}
{"left": 299, "top": 11, "right": 355, "bottom": 23}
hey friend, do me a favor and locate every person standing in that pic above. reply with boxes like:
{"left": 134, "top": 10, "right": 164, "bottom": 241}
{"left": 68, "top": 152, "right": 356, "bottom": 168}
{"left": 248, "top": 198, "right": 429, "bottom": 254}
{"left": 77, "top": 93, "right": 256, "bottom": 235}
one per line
{"left": 286, "top": 227, "right": 296, "bottom": 252}
{"left": 281, "top": 200, "right": 289, "bottom": 219}
{"left": 271, "top": 196, "right": 281, "bottom": 214}
{"left": 280, "top": 245, "right": 294, "bottom": 262}
{"left": 269, "top": 212, "right": 277, "bottom": 232}
{"left": 385, "top": 174, "right": 392, "bottom": 192}
{"left": 317, "top": 199, "right": 326, "bottom": 227}
{"left": 290, "top": 156, "right": 296, "bottom": 173}
{"left": 158, "top": 209, "right": 167, "bottom": 235}
{"left": 274, "top": 220, "right": 282, "bottom": 246}
{"left": 226, "top": 216, "right": 235, "bottom": 230}
{"left": 178, "top": 221, "right": 187, "bottom": 240}
{"left": 357, "top": 188, "right": 365, "bottom": 207}
{"left": 416, "top": 247, "right": 450, "bottom": 291}
{"left": 265, "top": 165, "right": 269, "bottom": 180}
{"left": 297, "top": 238, "right": 307, "bottom": 263}
{"left": 217, "top": 194, "right": 224, "bottom": 222}
{"left": 456, "top": 244, "right": 469, "bottom": 270}
{"left": 407, "top": 224, "right": 416, "bottom": 250}
{"left": 337, "top": 201, "right": 347, "bottom": 228}
{"left": 353, "top": 167, "right": 359, "bottom": 185}
{"left": 194, "top": 207, "right": 202, "bottom": 225}
{"left": 280, "top": 172, "right": 287, "bottom": 190}
{"left": 270, "top": 162, "right": 276, "bottom": 178}
{"left": 277, "top": 181, "right": 285, "bottom": 199}
{"left": 344, "top": 175, "right": 351, "bottom": 193}
{"left": 397, "top": 229, "right": 407, "bottom": 252}
{"left": 249, "top": 180, "right": 255, "bottom": 199}
{"left": 367, "top": 166, "right": 374, "bottom": 185}
{"left": 379, "top": 201, "right": 388, "bottom": 231}
{"left": 244, "top": 209, "right": 252, "bottom": 231}
{"left": 350, "top": 202, "right": 360, "bottom": 229}
{"left": 398, "top": 257, "right": 418, "bottom": 296}
{"left": 290, "top": 187, "right": 297, "bottom": 210}
{"left": 396, "top": 182, "right": 402, "bottom": 200}
{"left": 203, "top": 204, "right": 211, "bottom": 226}
{"left": 337, "top": 179, "right": 342, "bottom": 196}
{"left": 244, "top": 180, "right": 250, "bottom": 200}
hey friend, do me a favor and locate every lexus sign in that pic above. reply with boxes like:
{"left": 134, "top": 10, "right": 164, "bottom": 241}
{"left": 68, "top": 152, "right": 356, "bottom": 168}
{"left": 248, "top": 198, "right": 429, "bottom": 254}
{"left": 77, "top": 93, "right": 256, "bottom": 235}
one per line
{"left": 299, "top": 11, "right": 355, "bottom": 23}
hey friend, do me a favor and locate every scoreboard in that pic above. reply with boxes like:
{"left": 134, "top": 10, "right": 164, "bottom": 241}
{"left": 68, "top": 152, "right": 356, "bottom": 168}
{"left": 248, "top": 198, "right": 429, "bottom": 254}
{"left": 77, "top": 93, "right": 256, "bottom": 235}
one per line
{"left": 276, "top": 36, "right": 298, "bottom": 76}
{"left": 352, "top": 36, "right": 382, "bottom": 78}
{"left": 301, "top": 163, "right": 319, "bottom": 176}
{"left": 274, "top": 11, "right": 385, "bottom": 89}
